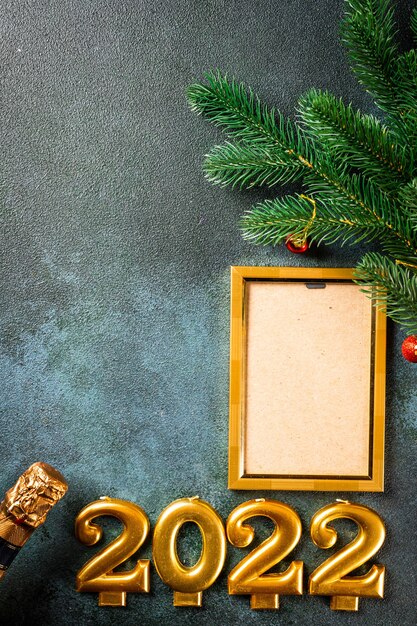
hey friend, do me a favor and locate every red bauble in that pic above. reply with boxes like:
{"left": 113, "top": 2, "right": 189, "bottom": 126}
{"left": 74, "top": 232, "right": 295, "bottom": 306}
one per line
{"left": 401, "top": 335, "right": 417, "bottom": 362}
{"left": 285, "top": 235, "right": 309, "bottom": 254}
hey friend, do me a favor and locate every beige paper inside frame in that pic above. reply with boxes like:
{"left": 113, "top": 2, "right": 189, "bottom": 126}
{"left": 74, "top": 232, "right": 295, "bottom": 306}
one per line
{"left": 244, "top": 281, "right": 372, "bottom": 477}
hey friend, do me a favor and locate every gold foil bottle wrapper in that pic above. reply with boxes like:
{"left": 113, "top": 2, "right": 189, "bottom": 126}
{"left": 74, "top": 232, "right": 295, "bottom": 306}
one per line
{"left": 0, "top": 506, "right": 34, "bottom": 580}
{"left": 0, "top": 503, "right": 34, "bottom": 547}
{"left": 0, "top": 462, "right": 67, "bottom": 580}
{"left": 3, "top": 462, "right": 68, "bottom": 528}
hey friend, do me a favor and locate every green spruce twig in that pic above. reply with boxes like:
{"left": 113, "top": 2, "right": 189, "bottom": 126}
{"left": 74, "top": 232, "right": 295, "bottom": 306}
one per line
{"left": 187, "top": 0, "right": 417, "bottom": 334}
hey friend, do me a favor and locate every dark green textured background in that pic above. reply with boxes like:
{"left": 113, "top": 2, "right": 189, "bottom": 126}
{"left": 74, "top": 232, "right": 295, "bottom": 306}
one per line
{"left": 0, "top": 0, "right": 416, "bottom": 624}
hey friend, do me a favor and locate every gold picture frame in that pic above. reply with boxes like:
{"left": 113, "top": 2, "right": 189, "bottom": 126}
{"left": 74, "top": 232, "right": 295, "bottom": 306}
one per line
{"left": 228, "top": 266, "right": 386, "bottom": 492}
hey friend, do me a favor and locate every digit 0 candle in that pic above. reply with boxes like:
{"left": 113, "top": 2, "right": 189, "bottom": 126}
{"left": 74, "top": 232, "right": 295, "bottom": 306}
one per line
{"left": 153, "top": 497, "right": 226, "bottom": 607}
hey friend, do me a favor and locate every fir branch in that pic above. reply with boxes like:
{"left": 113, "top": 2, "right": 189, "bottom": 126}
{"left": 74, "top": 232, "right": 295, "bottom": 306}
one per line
{"left": 240, "top": 195, "right": 313, "bottom": 246}
{"left": 240, "top": 194, "right": 392, "bottom": 248}
{"left": 303, "top": 160, "right": 417, "bottom": 261}
{"left": 237, "top": 159, "right": 417, "bottom": 266}
{"left": 188, "top": 71, "right": 417, "bottom": 260}
{"left": 341, "top": 0, "right": 399, "bottom": 114}
{"left": 398, "top": 180, "right": 417, "bottom": 230}
{"left": 306, "top": 166, "right": 410, "bottom": 233}
{"left": 187, "top": 71, "right": 313, "bottom": 166}
{"left": 188, "top": 73, "right": 414, "bottom": 254}
{"left": 391, "top": 50, "right": 417, "bottom": 153}
{"left": 399, "top": 179, "right": 417, "bottom": 212}
{"left": 188, "top": 72, "right": 417, "bottom": 260}
{"left": 355, "top": 252, "right": 417, "bottom": 332}
{"left": 298, "top": 89, "right": 411, "bottom": 189}
{"left": 394, "top": 50, "right": 417, "bottom": 113}
{"left": 203, "top": 141, "right": 304, "bottom": 188}
{"left": 188, "top": 2, "right": 417, "bottom": 333}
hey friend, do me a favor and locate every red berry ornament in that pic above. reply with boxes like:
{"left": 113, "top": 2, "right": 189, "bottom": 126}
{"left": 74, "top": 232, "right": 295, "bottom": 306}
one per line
{"left": 285, "top": 235, "right": 309, "bottom": 254}
{"left": 401, "top": 335, "right": 417, "bottom": 362}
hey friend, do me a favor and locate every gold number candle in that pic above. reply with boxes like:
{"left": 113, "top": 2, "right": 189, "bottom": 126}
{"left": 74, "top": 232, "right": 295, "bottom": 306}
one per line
{"left": 152, "top": 496, "right": 226, "bottom": 607}
{"left": 309, "top": 501, "right": 386, "bottom": 611}
{"left": 75, "top": 497, "right": 150, "bottom": 607}
{"left": 226, "top": 499, "right": 303, "bottom": 610}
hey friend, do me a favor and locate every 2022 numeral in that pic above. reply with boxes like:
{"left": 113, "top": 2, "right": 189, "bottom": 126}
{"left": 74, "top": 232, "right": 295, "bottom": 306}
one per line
{"left": 75, "top": 497, "right": 385, "bottom": 612}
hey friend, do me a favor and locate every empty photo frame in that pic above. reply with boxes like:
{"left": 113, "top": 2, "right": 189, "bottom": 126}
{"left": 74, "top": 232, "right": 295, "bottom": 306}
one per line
{"left": 228, "top": 267, "right": 386, "bottom": 491}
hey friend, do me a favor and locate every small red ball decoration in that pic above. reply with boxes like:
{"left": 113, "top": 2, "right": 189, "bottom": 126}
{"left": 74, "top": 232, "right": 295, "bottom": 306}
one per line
{"left": 401, "top": 335, "right": 417, "bottom": 362}
{"left": 285, "top": 235, "right": 309, "bottom": 254}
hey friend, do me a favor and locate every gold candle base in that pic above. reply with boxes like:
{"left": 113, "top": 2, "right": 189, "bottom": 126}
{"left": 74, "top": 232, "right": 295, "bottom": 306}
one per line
{"left": 173, "top": 591, "right": 203, "bottom": 607}
{"left": 98, "top": 591, "right": 127, "bottom": 607}
{"left": 250, "top": 593, "right": 280, "bottom": 610}
{"left": 330, "top": 595, "right": 359, "bottom": 611}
